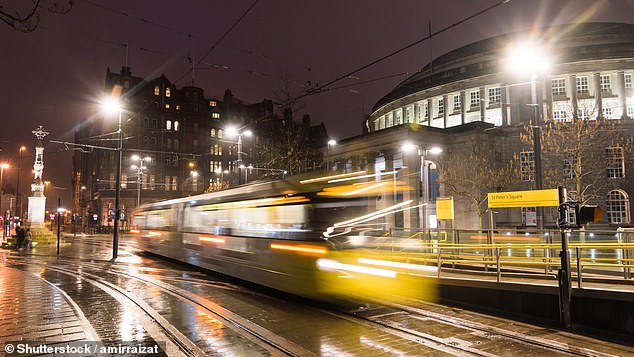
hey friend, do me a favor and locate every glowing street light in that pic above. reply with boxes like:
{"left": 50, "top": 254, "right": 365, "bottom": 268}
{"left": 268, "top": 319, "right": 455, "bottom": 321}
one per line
{"left": 226, "top": 127, "right": 253, "bottom": 185}
{"left": 1, "top": 163, "right": 9, "bottom": 239}
{"left": 402, "top": 142, "right": 443, "bottom": 231}
{"left": 130, "top": 155, "right": 151, "bottom": 209}
{"left": 101, "top": 97, "right": 123, "bottom": 260}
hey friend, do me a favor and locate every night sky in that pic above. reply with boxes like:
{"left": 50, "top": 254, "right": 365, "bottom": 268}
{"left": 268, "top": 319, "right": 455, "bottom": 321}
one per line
{"left": 1, "top": 0, "right": 633, "bottom": 206}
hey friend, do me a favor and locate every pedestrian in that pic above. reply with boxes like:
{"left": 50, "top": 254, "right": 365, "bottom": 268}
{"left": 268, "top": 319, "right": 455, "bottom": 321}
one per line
{"left": 24, "top": 228, "right": 33, "bottom": 250}
{"left": 15, "top": 226, "right": 25, "bottom": 249}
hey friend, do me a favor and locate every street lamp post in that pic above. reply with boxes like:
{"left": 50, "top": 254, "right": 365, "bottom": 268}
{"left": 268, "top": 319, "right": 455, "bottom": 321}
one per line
{"left": 402, "top": 143, "right": 442, "bottom": 231}
{"left": 1, "top": 163, "right": 9, "bottom": 240}
{"left": 103, "top": 98, "right": 123, "bottom": 260}
{"left": 326, "top": 139, "right": 337, "bottom": 172}
{"left": 16, "top": 146, "right": 25, "bottom": 221}
{"left": 226, "top": 127, "right": 252, "bottom": 185}
{"left": 131, "top": 155, "right": 150, "bottom": 209}
{"left": 505, "top": 40, "right": 550, "bottom": 229}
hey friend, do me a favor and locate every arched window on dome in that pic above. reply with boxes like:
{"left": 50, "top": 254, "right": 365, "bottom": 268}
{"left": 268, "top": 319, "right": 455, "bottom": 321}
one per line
{"left": 166, "top": 120, "right": 172, "bottom": 131}
{"left": 606, "top": 189, "right": 630, "bottom": 224}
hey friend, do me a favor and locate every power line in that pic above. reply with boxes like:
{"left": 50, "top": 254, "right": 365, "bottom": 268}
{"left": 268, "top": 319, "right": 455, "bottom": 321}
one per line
{"left": 198, "top": 0, "right": 262, "bottom": 64}
{"left": 304, "top": 0, "right": 512, "bottom": 98}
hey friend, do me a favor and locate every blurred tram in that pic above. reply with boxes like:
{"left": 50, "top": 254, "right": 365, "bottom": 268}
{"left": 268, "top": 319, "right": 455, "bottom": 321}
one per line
{"left": 128, "top": 171, "right": 437, "bottom": 302}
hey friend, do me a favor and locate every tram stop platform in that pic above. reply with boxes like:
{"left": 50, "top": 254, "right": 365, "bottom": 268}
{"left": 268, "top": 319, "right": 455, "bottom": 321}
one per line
{"left": 1, "top": 234, "right": 633, "bottom": 356}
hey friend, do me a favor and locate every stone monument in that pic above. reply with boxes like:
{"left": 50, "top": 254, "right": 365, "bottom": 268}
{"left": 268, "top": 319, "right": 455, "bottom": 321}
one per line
{"left": 27, "top": 126, "right": 52, "bottom": 243}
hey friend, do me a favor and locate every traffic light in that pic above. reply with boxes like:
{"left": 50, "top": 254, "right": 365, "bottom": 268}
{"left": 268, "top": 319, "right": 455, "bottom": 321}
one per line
{"left": 575, "top": 205, "right": 602, "bottom": 225}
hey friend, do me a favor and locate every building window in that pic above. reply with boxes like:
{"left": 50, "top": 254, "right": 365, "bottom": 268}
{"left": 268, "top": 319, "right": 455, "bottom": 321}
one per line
{"left": 165, "top": 156, "right": 171, "bottom": 166}
{"left": 577, "top": 108, "right": 592, "bottom": 120}
{"left": 520, "top": 151, "right": 535, "bottom": 181}
{"left": 174, "top": 139, "right": 180, "bottom": 150}
{"left": 606, "top": 190, "right": 630, "bottom": 224}
{"left": 174, "top": 121, "right": 180, "bottom": 131}
{"left": 165, "top": 87, "right": 171, "bottom": 97}
{"left": 142, "top": 174, "right": 148, "bottom": 190}
{"left": 553, "top": 110, "right": 568, "bottom": 122}
{"left": 109, "top": 173, "right": 115, "bottom": 189}
{"left": 218, "top": 129, "right": 223, "bottom": 139}
{"left": 424, "top": 103, "right": 429, "bottom": 120}
{"left": 193, "top": 139, "right": 198, "bottom": 149}
{"left": 602, "top": 107, "right": 613, "bottom": 119}
{"left": 176, "top": 105, "right": 181, "bottom": 111}
{"left": 600, "top": 74, "right": 611, "bottom": 93}
{"left": 470, "top": 91, "right": 480, "bottom": 108}
{"left": 627, "top": 106, "right": 634, "bottom": 118}
{"left": 149, "top": 175, "right": 155, "bottom": 190}
{"left": 210, "top": 100, "right": 217, "bottom": 107}
{"left": 606, "top": 146, "right": 625, "bottom": 178}
{"left": 405, "top": 107, "right": 411, "bottom": 123}
{"left": 563, "top": 151, "right": 576, "bottom": 179}
{"left": 151, "top": 119, "right": 158, "bottom": 128}
{"left": 172, "top": 176, "right": 178, "bottom": 191}
{"left": 453, "top": 95, "right": 461, "bottom": 111}
{"left": 172, "top": 156, "right": 178, "bottom": 167}
{"left": 552, "top": 79, "right": 566, "bottom": 96}
{"left": 166, "top": 138, "right": 172, "bottom": 149}
{"left": 212, "top": 113, "right": 220, "bottom": 119}
{"left": 143, "top": 136, "right": 149, "bottom": 146}
{"left": 211, "top": 128, "right": 216, "bottom": 137}
{"left": 488, "top": 87, "right": 501, "bottom": 105}
{"left": 164, "top": 176, "right": 170, "bottom": 191}
{"left": 395, "top": 110, "right": 402, "bottom": 125}
{"left": 150, "top": 137, "right": 157, "bottom": 147}
{"left": 143, "top": 117, "right": 149, "bottom": 127}
{"left": 438, "top": 98, "right": 444, "bottom": 115}
{"left": 576, "top": 76, "right": 589, "bottom": 94}
{"left": 166, "top": 120, "right": 172, "bottom": 131}
{"left": 193, "top": 123, "right": 199, "bottom": 132}
{"left": 154, "top": 85, "right": 160, "bottom": 96}
{"left": 121, "top": 174, "right": 127, "bottom": 189}
{"left": 625, "top": 74, "right": 633, "bottom": 89}
{"left": 165, "top": 104, "right": 170, "bottom": 109}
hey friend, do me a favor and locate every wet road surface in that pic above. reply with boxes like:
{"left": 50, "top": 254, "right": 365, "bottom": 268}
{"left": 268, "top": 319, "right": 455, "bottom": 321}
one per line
{"left": 1, "top": 234, "right": 632, "bottom": 356}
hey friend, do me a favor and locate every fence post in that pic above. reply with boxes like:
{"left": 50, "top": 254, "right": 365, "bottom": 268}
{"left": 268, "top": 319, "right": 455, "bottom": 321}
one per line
{"left": 496, "top": 247, "right": 501, "bottom": 283}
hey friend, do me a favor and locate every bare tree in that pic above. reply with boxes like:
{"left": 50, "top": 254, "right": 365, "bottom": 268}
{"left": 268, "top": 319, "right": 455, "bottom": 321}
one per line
{"left": 438, "top": 139, "right": 519, "bottom": 229}
{"left": 520, "top": 117, "right": 632, "bottom": 204}
{"left": 1, "top": 0, "right": 73, "bottom": 32}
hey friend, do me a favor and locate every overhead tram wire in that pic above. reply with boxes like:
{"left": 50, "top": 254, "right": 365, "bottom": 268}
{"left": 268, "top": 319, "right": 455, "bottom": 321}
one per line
{"left": 298, "top": 0, "right": 512, "bottom": 101}
{"left": 197, "top": 0, "right": 262, "bottom": 64}
{"left": 79, "top": 0, "right": 310, "bottom": 72}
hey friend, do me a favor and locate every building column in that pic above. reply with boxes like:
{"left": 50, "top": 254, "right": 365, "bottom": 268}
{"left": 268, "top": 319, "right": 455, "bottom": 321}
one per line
{"left": 594, "top": 72, "right": 603, "bottom": 116}
{"left": 570, "top": 75, "right": 578, "bottom": 119}
{"left": 618, "top": 71, "right": 627, "bottom": 119}
{"left": 460, "top": 90, "right": 466, "bottom": 125}
{"left": 479, "top": 87, "right": 486, "bottom": 121}
{"left": 442, "top": 94, "right": 449, "bottom": 128}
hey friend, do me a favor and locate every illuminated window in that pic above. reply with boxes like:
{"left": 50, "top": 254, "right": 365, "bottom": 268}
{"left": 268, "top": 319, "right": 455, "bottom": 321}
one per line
{"left": 437, "top": 98, "right": 444, "bottom": 115}
{"left": 149, "top": 175, "right": 155, "bottom": 190}
{"left": 600, "top": 75, "right": 611, "bottom": 93}
{"left": 563, "top": 151, "right": 576, "bottom": 179}
{"left": 121, "top": 174, "right": 127, "bottom": 189}
{"left": 164, "top": 176, "right": 170, "bottom": 191}
{"left": 488, "top": 87, "right": 500, "bottom": 105}
{"left": 552, "top": 79, "right": 566, "bottom": 96}
{"left": 576, "top": 76, "right": 589, "bottom": 94}
{"left": 142, "top": 174, "right": 148, "bottom": 190}
{"left": 218, "top": 129, "right": 223, "bottom": 138}
{"left": 176, "top": 105, "right": 180, "bottom": 110}
{"left": 172, "top": 176, "right": 178, "bottom": 191}
{"left": 470, "top": 91, "right": 480, "bottom": 108}
{"left": 607, "top": 190, "right": 630, "bottom": 224}
{"left": 606, "top": 146, "right": 624, "bottom": 178}
{"left": 453, "top": 95, "right": 461, "bottom": 111}
{"left": 165, "top": 104, "right": 170, "bottom": 109}
{"left": 154, "top": 85, "right": 160, "bottom": 96}
{"left": 174, "top": 121, "right": 180, "bottom": 131}
{"left": 210, "top": 100, "right": 217, "bottom": 107}
{"left": 212, "top": 112, "right": 220, "bottom": 119}
{"left": 520, "top": 151, "right": 535, "bottom": 181}
{"left": 210, "top": 128, "right": 216, "bottom": 137}
{"left": 165, "top": 87, "right": 171, "bottom": 97}
{"left": 166, "top": 120, "right": 172, "bottom": 130}
{"left": 553, "top": 110, "right": 568, "bottom": 122}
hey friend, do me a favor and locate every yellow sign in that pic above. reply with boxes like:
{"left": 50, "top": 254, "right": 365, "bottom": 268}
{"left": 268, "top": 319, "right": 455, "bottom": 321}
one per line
{"left": 488, "top": 189, "right": 559, "bottom": 208}
{"left": 436, "top": 197, "right": 454, "bottom": 220}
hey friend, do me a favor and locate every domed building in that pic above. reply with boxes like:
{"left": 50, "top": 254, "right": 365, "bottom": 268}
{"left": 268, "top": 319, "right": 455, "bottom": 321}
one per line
{"left": 328, "top": 22, "right": 634, "bottom": 230}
